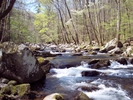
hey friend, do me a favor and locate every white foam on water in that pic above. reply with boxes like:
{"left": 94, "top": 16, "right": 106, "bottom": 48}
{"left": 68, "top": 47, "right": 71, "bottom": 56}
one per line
{"left": 109, "top": 60, "right": 133, "bottom": 69}
{"left": 49, "top": 61, "right": 132, "bottom": 100}
{"left": 50, "top": 67, "right": 88, "bottom": 78}
{"left": 50, "top": 62, "right": 92, "bottom": 78}
{"left": 84, "top": 86, "right": 131, "bottom": 100}
{"left": 50, "top": 60, "right": 133, "bottom": 78}
{"left": 74, "top": 79, "right": 131, "bottom": 100}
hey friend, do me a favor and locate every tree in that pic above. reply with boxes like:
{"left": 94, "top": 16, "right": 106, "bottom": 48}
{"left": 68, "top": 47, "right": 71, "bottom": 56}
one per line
{"left": 0, "top": 0, "right": 16, "bottom": 20}
{"left": 115, "top": 0, "right": 121, "bottom": 42}
{"left": 0, "top": 0, "right": 16, "bottom": 42}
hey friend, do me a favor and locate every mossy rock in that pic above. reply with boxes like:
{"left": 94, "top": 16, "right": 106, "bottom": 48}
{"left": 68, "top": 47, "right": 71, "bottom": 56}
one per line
{"left": 11, "top": 84, "right": 30, "bottom": 97}
{"left": 7, "top": 80, "right": 17, "bottom": 86}
{"left": 0, "top": 85, "right": 12, "bottom": 95}
{"left": 0, "top": 83, "right": 30, "bottom": 97}
{"left": 37, "top": 57, "right": 49, "bottom": 65}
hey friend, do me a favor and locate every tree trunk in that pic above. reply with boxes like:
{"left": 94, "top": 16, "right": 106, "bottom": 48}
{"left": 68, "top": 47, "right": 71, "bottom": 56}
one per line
{"left": 86, "top": 0, "right": 100, "bottom": 46}
{"left": 116, "top": 0, "right": 121, "bottom": 41}
{"left": 0, "top": 0, "right": 16, "bottom": 20}
{"left": 64, "top": 0, "right": 79, "bottom": 44}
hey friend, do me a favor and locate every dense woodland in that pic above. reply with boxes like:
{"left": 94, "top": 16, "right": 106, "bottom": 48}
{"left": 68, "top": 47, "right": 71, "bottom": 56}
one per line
{"left": 0, "top": 0, "right": 133, "bottom": 45}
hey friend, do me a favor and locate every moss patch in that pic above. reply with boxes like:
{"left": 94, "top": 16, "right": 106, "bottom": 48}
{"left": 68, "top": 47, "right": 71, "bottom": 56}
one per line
{"left": 11, "top": 84, "right": 30, "bottom": 97}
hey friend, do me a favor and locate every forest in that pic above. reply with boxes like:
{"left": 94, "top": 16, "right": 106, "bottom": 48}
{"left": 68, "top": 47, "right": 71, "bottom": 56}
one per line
{"left": 0, "top": 0, "right": 133, "bottom": 45}
{"left": 1, "top": 0, "right": 133, "bottom": 100}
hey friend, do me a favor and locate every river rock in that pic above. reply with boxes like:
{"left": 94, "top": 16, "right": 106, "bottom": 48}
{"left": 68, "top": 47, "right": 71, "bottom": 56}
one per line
{"left": 1, "top": 48, "right": 45, "bottom": 83}
{"left": 100, "top": 38, "right": 123, "bottom": 53}
{"left": 77, "top": 84, "right": 99, "bottom": 92}
{"left": 43, "top": 93, "right": 64, "bottom": 100}
{"left": 116, "top": 58, "right": 128, "bottom": 65}
{"left": 108, "top": 47, "right": 122, "bottom": 55}
{"left": 88, "top": 59, "right": 99, "bottom": 65}
{"left": 81, "top": 71, "right": 100, "bottom": 77}
{"left": 121, "top": 46, "right": 132, "bottom": 57}
{"left": 0, "top": 82, "right": 30, "bottom": 99}
{"left": 89, "top": 59, "right": 110, "bottom": 69}
{"left": 72, "top": 92, "right": 91, "bottom": 100}
{"left": 129, "top": 58, "right": 133, "bottom": 64}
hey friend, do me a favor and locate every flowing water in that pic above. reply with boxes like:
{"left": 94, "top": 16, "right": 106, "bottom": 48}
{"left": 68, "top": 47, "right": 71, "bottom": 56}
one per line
{"left": 32, "top": 56, "right": 133, "bottom": 100}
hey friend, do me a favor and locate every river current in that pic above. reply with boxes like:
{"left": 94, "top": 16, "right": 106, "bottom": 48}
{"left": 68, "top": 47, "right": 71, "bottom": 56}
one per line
{"left": 40, "top": 59, "right": 133, "bottom": 100}
{"left": 31, "top": 52, "right": 133, "bottom": 100}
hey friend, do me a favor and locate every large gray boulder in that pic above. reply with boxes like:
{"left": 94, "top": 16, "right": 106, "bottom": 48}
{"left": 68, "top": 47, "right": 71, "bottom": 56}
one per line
{"left": 0, "top": 44, "right": 45, "bottom": 83}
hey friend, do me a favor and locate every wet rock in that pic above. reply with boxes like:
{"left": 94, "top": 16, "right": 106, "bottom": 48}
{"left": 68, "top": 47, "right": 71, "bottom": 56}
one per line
{"left": 41, "top": 63, "right": 54, "bottom": 73}
{"left": 89, "top": 59, "right": 110, "bottom": 69}
{"left": 116, "top": 58, "right": 128, "bottom": 65}
{"left": 129, "top": 58, "right": 133, "bottom": 64}
{"left": 89, "top": 59, "right": 99, "bottom": 65}
{"left": 72, "top": 92, "right": 91, "bottom": 100}
{"left": 81, "top": 71, "right": 100, "bottom": 77}
{"left": 72, "top": 53, "right": 82, "bottom": 56}
{"left": 43, "top": 93, "right": 64, "bottom": 100}
{"left": 77, "top": 84, "right": 99, "bottom": 92}
{"left": 117, "top": 41, "right": 123, "bottom": 48}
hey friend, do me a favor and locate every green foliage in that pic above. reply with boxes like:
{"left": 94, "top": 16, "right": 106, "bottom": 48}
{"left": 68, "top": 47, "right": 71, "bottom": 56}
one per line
{"left": 34, "top": 8, "right": 59, "bottom": 43}
{"left": 10, "top": 9, "right": 36, "bottom": 43}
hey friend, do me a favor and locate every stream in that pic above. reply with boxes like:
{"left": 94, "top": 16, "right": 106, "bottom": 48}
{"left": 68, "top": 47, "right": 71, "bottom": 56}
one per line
{"left": 32, "top": 54, "right": 133, "bottom": 100}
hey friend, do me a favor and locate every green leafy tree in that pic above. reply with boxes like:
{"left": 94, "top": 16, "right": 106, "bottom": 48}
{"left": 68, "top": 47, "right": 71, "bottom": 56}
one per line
{"left": 34, "top": 6, "right": 59, "bottom": 43}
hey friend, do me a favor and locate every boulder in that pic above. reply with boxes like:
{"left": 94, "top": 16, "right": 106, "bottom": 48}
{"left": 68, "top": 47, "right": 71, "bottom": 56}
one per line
{"left": 1, "top": 48, "right": 45, "bottom": 83}
{"left": 88, "top": 59, "right": 99, "bottom": 65}
{"left": 89, "top": 59, "right": 110, "bottom": 69}
{"left": 108, "top": 47, "right": 122, "bottom": 55}
{"left": 116, "top": 58, "right": 128, "bottom": 65}
{"left": 100, "top": 38, "right": 123, "bottom": 53}
{"left": 81, "top": 71, "right": 100, "bottom": 77}
{"left": 121, "top": 46, "right": 132, "bottom": 57}
{"left": 43, "top": 93, "right": 64, "bottom": 100}
{"left": 0, "top": 81, "right": 30, "bottom": 99}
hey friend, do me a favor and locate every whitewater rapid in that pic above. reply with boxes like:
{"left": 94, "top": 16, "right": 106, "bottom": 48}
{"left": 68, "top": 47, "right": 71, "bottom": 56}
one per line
{"left": 49, "top": 60, "right": 133, "bottom": 100}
